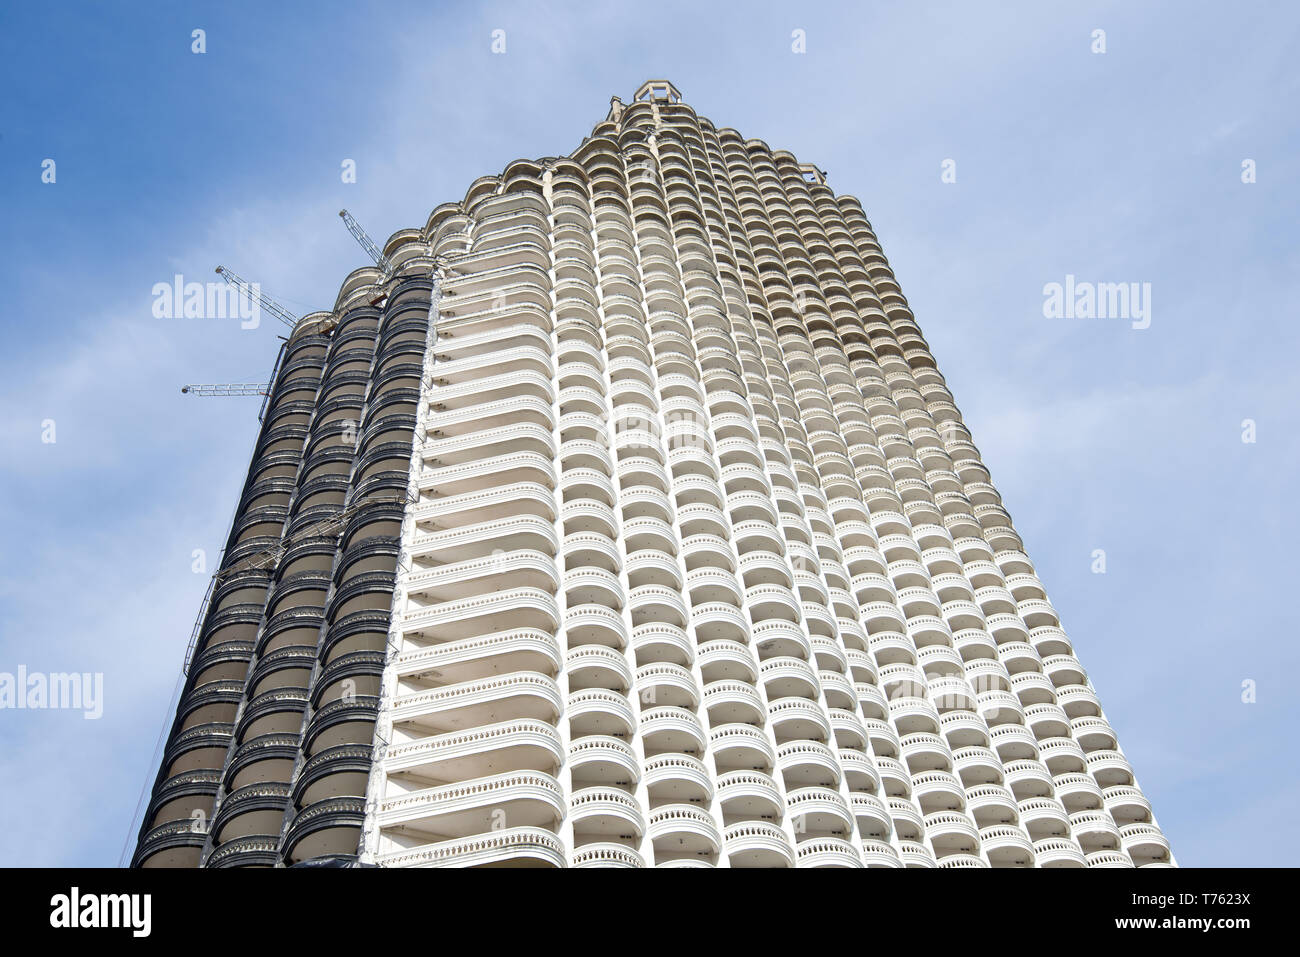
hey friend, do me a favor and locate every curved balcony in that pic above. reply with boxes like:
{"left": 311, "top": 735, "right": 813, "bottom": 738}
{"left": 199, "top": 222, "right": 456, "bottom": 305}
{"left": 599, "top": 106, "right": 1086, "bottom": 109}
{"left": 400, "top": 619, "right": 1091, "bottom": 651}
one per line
{"left": 724, "top": 821, "right": 795, "bottom": 868}
{"left": 209, "top": 781, "right": 291, "bottom": 845}
{"left": 951, "top": 744, "right": 1002, "bottom": 786}
{"left": 623, "top": 551, "right": 682, "bottom": 592}
{"left": 900, "top": 729, "right": 953, "bottom": 772}
{"left": 1056, "top": 685, "right": 1103, "bottom": 718}
{"left": 377, "top": 826, "right": 565, "bottom": 868}
{"left": 702, "top": 679, "right": 766, "bottom": 725}
{"left": 979, "top": 824, "right": 1035, "bottom": 867}
{"left": 849, "top": 838, "right": 900, "bottom": 868}
{"left": 235, "top": 687, "right": 309, "bottom": 741}
{"left": 398, "top": 587, "right": 560, "bottom": 644}
{"left": 630, "top": 623, "right": 694, "bottom": 667}
{"left": 568, "top": 645, "right": 634, "bottom": 694}
{"left": 405, "top": 549, "right": 557, "bottom": 606}
{"left": 569, "top": 786, "right": 646, "bottom": 842}
{"left": 384, "top": 718, "right": 564, "bottom": 783}
{"left": 911, "top": 770, "right": 967, "bottom": 813}
{"left": 649, "top": 804, "right": 721, "bottom": 863}
{"left": 301, "top": 695, "right": 379, "bottom": 754}
{"left": 568, "top": 688, "right": 638, "bottom": 739}
{"left": 685, "top": 567, "right": 744, "bottom": 608}
{"left": 744, "top": 583, "right": 802, "bottom": 624}
{"left": 1102, "top": 784, "right": 1153, "bottom": 824}
{"left": 1070, "top": 809, "right": 1123, "bottom": 852}
{"left": 291, "top": 742, "right": 372, "bottom": 806}
{"left": 391, "top": 672, "right": 562, "bottom": 735}
{"left": 1086, "top": 749, "right": 1135, "bottom": 788}
{"left": 133, "top": 818, "right": 207, "bottom": 868}
{"left": 952, "top": 627, "right": 998, "bottom": 660}
{"left": 1009, "top": 670, "right": 1056, "bottom": 704}
{"left": 644, "top": 753, "right": 713, "bottom": 805}
{"left": 224, "top": 732, "right": 300, "bottom": 792}
{"left": 849, "top": 791, "right": 893, "bottom": 841}
{"left": 205, "top": 835, "right": 281, "bottom": 868}
{"left": 1053, "top": 771, "right": 1105, "bottom": 811}
{"left": 1024, "top": 702, "right": 1072, "bottom": 740}
{"left": 710, "top": 723, "right": 776, "bottom": 771}
{"left": 1017, "top": 796, "right": 1072, "bottom": 841}
{"left": 923, "top": 810, "right": 980, "bottom": 855}
{"left": 1120, "top": 822, "right": 1172, "bottom": 864}
{"left": 893, "top": 839, "right": 934, "bottom": 868}
{"left": 794, "top": 836, "right": 862, "bottom": 868}
{"left": 860, "top": 717, "right": 899, "bottom": 759}
{"left": 1070, "top": 715, "right": 1117, "bottom": 751}
{"left": 768, "top": 697, "right": 832, "bottom": 744}
{"left": 988, "top": 722, "right": 1038, "bottom": 762}
{"left": 887, "top": 695, "right": 941, "bottom": 735}
{"left": 635, "top": 662, "right": 699, "bottom": 709}
{"left": 161, "top": 721, "right": 233, "bottom": 779}
{"left": 198, "top": 598, "right": 265, "bottom": 642}
{"left": 638, "top": 704, "right": 706, "bottom": 755}
{"left": 750, "top": 620, "right": 811, "bottom": 659}
{"left": 282, "top": 796, "right": 366, "bottom": 864}
{"left": 917, "top": 642, "right": 965, "bottom": 676}
{"left": 571, "top": 844, "right": 645, "bottom": 868}
{"left": 628, "top": 585, "right": 689, "bottom": 629}
{"left": 247, "top": 645, "right": 317, "bottom": 696}
{"left": 688, "top": 604, "right": 749, "bottom": 648}
{"left": 380, "top": 771, "right": 566, "bottom": 840}
{"left": 565, "top": 604, "right": 628, "bottom": 650}
{"left": 695, "top": 639, "right": 757, "bottom": 686}
{"left": 771, "top": 736, "right": 839, "bottom": 788}
{"left": 715, "top": 769, "right": 784, "bottom": 820}
{"left": 569, "top": 738, "right": 634, "bottom": 790}
{"left": 1032, "top": 838, "right": 1087, "bottom": 867}
{"left": 392, "top": 628, "right": 562, "bottom": 688}
{"left": 780, "top": 785, "right": 852, "bottom": 837}
{"left": 1084, "top": 850, "right": 1134, "bottom": 868}
{"left": 146, "top": 767, "right": 222, "bottom": 829}
{"left": 758, "top": 657, "right": 820, "bottom": 702}
{"left": 867, "top": 630, "right": 915, "bottom": 666}
{"left": 997, "top": 640, "right": 1042, "bottom": 675}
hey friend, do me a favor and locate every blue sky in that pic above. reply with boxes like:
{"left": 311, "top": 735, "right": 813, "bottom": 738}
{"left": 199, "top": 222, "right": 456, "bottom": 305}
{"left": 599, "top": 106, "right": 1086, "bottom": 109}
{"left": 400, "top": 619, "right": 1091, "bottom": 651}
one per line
{"left": 1, "top": 0, "right": 1296, "bottom": 866}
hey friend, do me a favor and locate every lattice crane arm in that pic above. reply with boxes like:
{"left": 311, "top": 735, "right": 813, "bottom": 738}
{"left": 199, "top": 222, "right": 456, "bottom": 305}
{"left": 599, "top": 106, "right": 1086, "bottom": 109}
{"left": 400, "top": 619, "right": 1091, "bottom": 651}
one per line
{"left": 215, "top": 265, "right": 299, "bottom": 328}
{"left": 339, "top": 209, "right": 393, "bottom": 277}
{"left": 180, "top": 383, "right": 270, "bottom": 396}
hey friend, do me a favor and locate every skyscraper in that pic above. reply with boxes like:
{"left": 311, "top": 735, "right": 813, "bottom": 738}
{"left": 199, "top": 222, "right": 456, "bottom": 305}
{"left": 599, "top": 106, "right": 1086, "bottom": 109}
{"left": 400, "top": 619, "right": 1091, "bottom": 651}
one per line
{"left": 134, "top": 80, "right": 1172, "bottom": 869}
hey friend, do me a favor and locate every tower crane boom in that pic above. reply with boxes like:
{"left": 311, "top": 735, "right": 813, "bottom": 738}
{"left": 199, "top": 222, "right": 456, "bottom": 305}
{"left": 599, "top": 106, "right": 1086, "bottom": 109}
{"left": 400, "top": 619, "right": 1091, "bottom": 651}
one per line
{"left": 215, "top": 266, "right": 298, "bottom": 328}
{"left": 339, "top": 209, "right": 393, "bottom": 277}
{"left": 180, "top": 383, "right": 269, "bottom": 396}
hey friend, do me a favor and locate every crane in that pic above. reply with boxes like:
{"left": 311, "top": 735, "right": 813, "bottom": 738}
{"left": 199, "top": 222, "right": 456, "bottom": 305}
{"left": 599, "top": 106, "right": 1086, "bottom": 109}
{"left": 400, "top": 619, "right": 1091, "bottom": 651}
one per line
{"left": 181, "top": 268, "right": 296, "bottom": 417}
{"left": 180, "top": 337, "right": 288, "bottom": 421}
{"left": 339, "top": 209, "right": 393, "bottom": 277}
{"left": 185, "top": 208, "right": 450, "bottom": 416}
{"left": 215, "top": 265, "right": 299, "bottom": 328}
{"left": 180, "top": 383, "right": 268, "bottom": 396}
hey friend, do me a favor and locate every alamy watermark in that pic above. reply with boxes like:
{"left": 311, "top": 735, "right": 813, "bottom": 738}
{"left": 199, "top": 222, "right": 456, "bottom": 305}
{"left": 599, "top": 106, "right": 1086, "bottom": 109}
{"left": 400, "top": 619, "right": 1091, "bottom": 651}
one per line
{"left": 152, "top": 274, "right": 260, "bottom": 329}
{"left": 0, "top": 666, "right": 103, "bottom": 719}
{"left": 1042, "top": 275, "right": 1151, "bottom": 330}
{"left": 50, "top": 888, "right": 150, "bottom": 937}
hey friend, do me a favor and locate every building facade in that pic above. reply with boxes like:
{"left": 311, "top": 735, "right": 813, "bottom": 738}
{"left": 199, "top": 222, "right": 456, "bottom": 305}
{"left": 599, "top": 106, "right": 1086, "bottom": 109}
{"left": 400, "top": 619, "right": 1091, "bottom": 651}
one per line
{"left": 134, "top": 80, "right": 1173, "bottom": 869}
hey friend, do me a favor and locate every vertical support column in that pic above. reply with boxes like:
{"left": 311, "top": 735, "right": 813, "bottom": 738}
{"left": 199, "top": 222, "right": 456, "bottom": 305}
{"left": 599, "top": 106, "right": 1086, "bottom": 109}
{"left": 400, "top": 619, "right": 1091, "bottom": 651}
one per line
{"left": 358, "top": 262, "right": 443, "bottom": 864}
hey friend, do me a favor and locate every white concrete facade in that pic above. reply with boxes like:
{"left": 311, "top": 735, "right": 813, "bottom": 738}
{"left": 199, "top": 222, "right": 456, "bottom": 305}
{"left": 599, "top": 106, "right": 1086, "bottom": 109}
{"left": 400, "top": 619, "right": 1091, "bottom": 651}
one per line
{"left": 358, "top": 81, "right": 1173, "bottom": 868}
